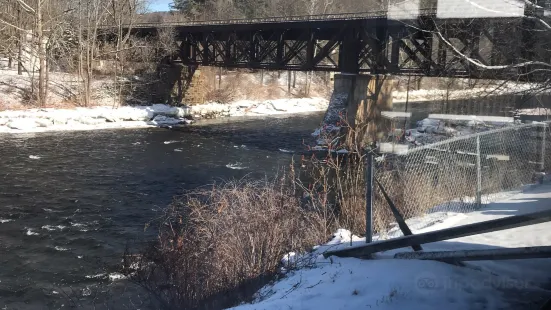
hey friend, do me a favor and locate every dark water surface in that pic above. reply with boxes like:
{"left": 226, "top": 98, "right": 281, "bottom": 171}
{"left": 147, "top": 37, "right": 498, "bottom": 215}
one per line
{"left": 0, "top": 113, "right": 324, "bottom": 309}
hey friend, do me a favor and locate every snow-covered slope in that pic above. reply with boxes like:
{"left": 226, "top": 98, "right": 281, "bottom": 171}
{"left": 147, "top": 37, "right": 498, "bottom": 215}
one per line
{"left": 230, "top": 185, "right": 551, "bottom": 310}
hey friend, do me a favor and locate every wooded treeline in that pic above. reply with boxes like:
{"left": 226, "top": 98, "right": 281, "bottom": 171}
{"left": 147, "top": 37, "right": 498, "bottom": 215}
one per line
{"left": 0, "top": 0, "right": 153, "bottom": 107}
{"left": 0, "top": 0, "right": 384, "bottom": 107}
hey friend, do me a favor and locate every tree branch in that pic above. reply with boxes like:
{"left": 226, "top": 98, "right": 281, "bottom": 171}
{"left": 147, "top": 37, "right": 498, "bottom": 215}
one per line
{"left": 434, "top": 23, "right": 551, "bottom": 70}
{"left": 522, "top": 0, "right": 543, "bottom": 10}
{"left": 525, "top": 16, "right": 551, "bottom": 30}
{"left": 13, "top": 0, "right": 35, "bottom": 14}
{"left": 0, "top": 17, "right": 27, "bottom": 32}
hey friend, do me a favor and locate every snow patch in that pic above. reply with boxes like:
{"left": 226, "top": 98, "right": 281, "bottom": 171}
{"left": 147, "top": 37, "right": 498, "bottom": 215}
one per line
{"left": 192, "top": 98, "right": 329, "bottom": 119}
{"left": 0, "top": 98, "right": 328, "bottom": 134}
{"left": 0, "top": 104, "right": 192, "bottom": 134}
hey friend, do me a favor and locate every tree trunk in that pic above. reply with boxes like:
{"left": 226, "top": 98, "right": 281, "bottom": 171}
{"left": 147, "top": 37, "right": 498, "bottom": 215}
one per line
{"left": 218, "top": 67, "right": 222, "bottom": 89}
{"left": 306, "top": 72, "right": 311, "bottom": 96}
{"left": 37, "top": 0, "right": 47, "bottom": 106}
{"left": 17, "top": 7, "right": 23, "bottom": 76}
{"left": 45, "top": 55, "right": 50, "bottom": 103}
{"left": 287, "top": 70, "right": 291, "bottom": 95}
{"left": 260, "top": 69, "right": 264, "bottom": 86}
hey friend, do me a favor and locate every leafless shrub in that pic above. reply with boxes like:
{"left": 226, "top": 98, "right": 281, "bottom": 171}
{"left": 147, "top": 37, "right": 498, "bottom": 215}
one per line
{"left": 293, "top": 85, "right": 311, "bottom": 98}
{"left": 124, "top": 177, "right": 327, "bottom": 310}
{"left": 205, "top": 87, "right": 236, "bottom": 104}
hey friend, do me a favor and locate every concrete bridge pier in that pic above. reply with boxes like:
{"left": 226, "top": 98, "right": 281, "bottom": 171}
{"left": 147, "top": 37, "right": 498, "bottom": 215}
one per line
{"left": 319, "top": 74, "right": 394, "bottom": 149}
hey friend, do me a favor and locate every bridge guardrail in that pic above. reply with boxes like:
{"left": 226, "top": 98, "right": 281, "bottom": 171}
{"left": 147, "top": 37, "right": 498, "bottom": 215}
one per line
{"left": 100, "top": 8, "right": 439, "bottom": 29}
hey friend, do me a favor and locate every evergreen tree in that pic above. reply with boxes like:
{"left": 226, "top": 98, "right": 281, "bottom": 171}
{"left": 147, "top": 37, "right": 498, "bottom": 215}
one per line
{"left": 170, "top": 0, "right": 205, "bottom": 16}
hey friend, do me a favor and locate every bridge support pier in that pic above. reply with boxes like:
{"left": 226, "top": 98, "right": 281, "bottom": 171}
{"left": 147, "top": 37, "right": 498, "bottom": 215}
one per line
{"left": 155, "top": 60, "right": 204, "bottom": 105}
{"left": 319, "top": 74, "right": 394, "bottom": 149}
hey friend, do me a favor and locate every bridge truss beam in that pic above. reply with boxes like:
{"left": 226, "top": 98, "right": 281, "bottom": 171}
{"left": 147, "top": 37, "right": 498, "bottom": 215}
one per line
{"left": 105, "top": 15, "right": 549, "bottom": 81}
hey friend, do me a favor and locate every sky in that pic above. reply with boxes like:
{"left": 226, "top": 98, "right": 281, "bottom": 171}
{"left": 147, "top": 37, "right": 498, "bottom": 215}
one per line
{"left": 148, "top": 0, "right": 173, "bottom": 12}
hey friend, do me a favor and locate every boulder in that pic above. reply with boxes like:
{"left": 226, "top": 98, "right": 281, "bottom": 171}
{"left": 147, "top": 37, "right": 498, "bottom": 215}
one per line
{"left": 151, "top": 115, "right": 182, "bottom": 126}
{"left": 115, "top": 107, "right": 151, "bottom": 121}
{"left": 49, "top": 115, "right": 69, "bottom": 125}
{"left": 35, "top": 119, "right": 53, "bottom": 127}
{"left": 175, "top": 106, "right": 191, "bottom": 118}
{"left": 78, "top": 117, "right": 106, "bottom": 125}
{"left": 66, "top": 119, "right": 82, "bottom": 127}
{"left": 149, "top": 104, "right": 179, "bottom": 117}
{"left": 101, "top": 114, "right": 120, "bottom": 122}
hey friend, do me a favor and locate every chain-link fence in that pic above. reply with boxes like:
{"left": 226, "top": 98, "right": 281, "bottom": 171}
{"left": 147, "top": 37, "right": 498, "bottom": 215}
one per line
{"left": 372, "top": 121, "right": 551, "bottom": 239}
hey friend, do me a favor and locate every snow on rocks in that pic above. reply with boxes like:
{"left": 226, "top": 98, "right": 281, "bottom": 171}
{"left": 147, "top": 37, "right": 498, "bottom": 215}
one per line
{"left": 0, "top": 98, "right": 326, "bottom": 134}
{"left": 0, "top": 104, "right": 193, "bottom": 133}
{"left": 404, "top": 117, "right": 516, "bottom": 146}
{"left": 150, "top": 115, "right": 184, "bottom": 126}
{"left": 191, "top": 98, "right": 328, "bottom": 119}
{"left": 6, "top": 119, "right": 39, "bottom": 130}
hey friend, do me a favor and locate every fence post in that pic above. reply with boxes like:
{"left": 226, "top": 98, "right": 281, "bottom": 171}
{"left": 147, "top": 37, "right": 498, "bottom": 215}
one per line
{"left": 365, "top": 147, "right": 375, "bottom": 243}
{"left": 541, "top": 123, "right": 547, "bottom": 173}
{"left": 476, "top": 134, "right": 482, "bottom": 207}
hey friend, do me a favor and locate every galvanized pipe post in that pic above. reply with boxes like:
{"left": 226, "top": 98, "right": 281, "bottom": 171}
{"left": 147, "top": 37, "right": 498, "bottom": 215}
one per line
{"left": 476, "top": 134, "right": 482, "bottom": 207}
{"left": 365, "top": 146, "right": 375, "bottom": 243}
{"left": 541, "top": 123, "right": 547, "bottom": 172}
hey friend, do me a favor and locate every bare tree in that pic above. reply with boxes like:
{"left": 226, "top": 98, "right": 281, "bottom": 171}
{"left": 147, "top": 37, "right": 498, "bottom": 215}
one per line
{"left": 0, "top": 0, "right": 74, "bottom": 106}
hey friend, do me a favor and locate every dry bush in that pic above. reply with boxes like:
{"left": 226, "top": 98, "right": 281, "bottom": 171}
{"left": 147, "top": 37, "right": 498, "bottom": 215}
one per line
{"left": 124, "top": 177, "right": 327, "bottom": 310}
{"left": 292, "top": 85, "right": 311, "bottom": 98}
{"left": 296, "top": 151, "right": 367, "bottom": 236}
{"left": 202, "top": 68, "right": 240, "bottom": 104}
{"left": 204, "top": 87, "right": 236, "bottom": 104}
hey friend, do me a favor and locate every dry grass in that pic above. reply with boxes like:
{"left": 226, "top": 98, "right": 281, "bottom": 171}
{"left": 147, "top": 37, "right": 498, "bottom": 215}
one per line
{"left": 200, "top": 68, "right": 331, "bottom": 104}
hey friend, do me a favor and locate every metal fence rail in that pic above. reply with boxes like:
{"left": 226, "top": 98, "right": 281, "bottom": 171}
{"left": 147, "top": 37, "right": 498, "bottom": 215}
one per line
{"left": 110, "top": 9, "right": 440, "bottom": 29}
{"left": 372, "top": 121, "right": 550, "bottom": 239}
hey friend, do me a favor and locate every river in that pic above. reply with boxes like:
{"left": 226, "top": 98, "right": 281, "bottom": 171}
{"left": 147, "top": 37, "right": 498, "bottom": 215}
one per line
{"left": 0, "top": 112, "right": 325, "bottom": 309}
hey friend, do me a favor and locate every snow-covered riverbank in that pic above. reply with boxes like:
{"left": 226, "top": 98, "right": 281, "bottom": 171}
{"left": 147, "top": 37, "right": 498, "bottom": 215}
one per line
{"left": 0, "top": 98, "right": 329, "bottom": 134}
{"left": 230, "top": 184, "right": 551, "bottom": 310}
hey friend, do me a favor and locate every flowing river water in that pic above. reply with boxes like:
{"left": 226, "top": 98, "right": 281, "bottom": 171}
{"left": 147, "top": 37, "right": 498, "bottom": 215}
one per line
{"left": 0, "top": 113, "right": 327, "bottom": 309}
{"left": 0, "top": 97, "right": 451, "bottom": 309}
